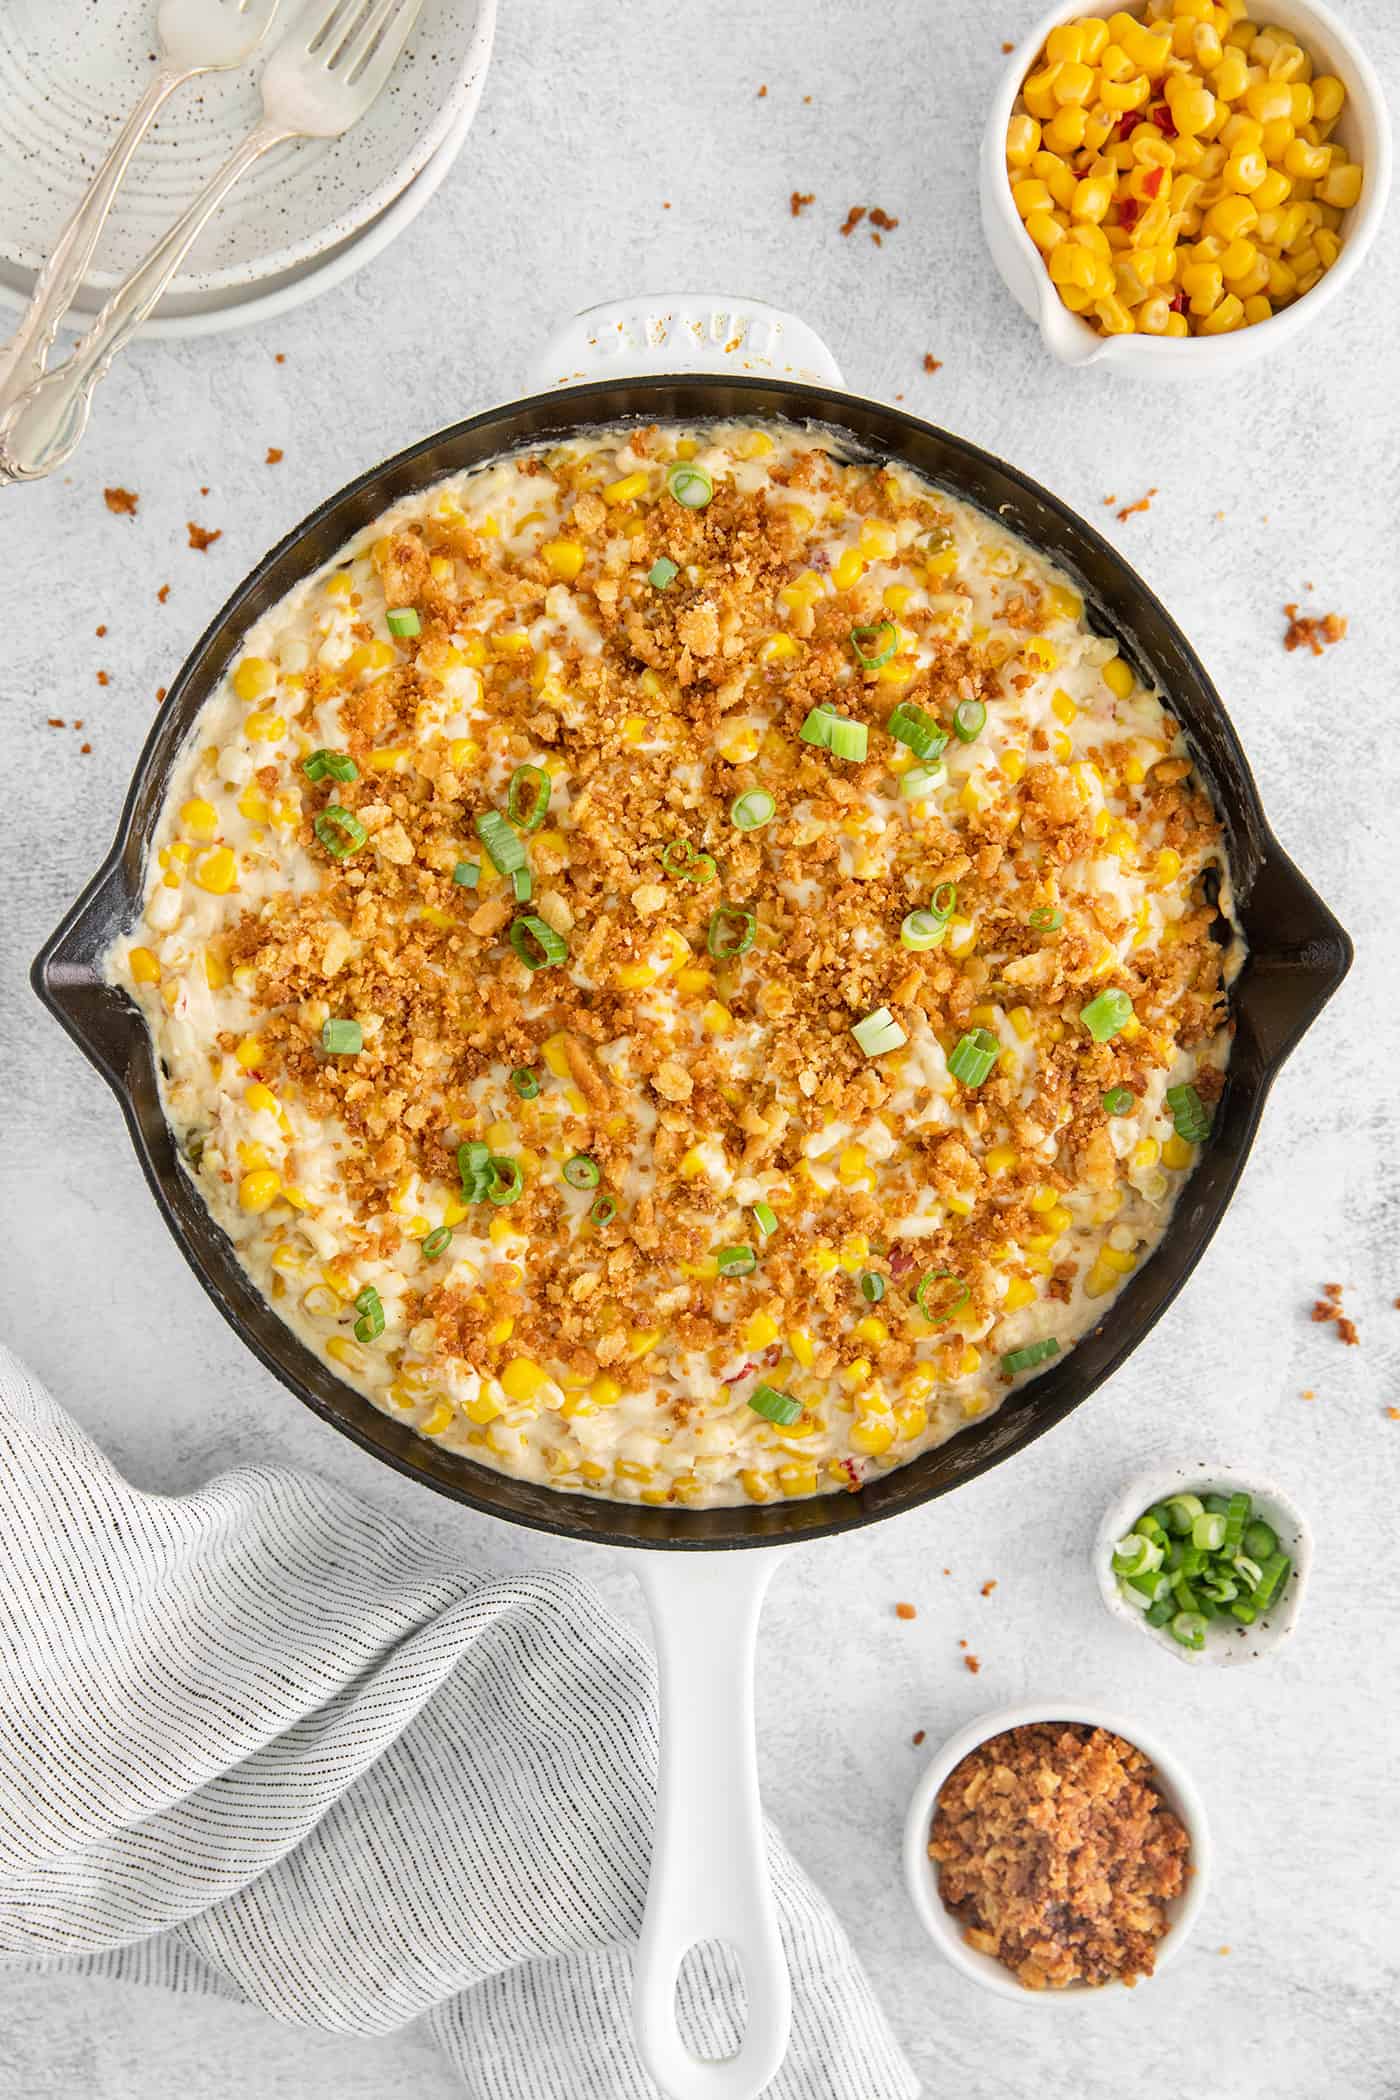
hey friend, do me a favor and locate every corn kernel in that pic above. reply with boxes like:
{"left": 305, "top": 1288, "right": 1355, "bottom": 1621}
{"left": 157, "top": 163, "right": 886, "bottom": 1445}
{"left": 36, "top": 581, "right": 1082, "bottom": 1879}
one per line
{"left": 129, "top": 946, "right": 161, "bottom": 985}
{"left": 501, "top": 1357, "right": 551, "bottom": 1404}
{"left": 1003, "top": 1275, "right": 1038, "bottom": 1313}
{"left": 1103, "top": 657, "right": 1135, "bottom": 699}
{"left": 832, "top": 547, "right": 866, "bottom": 591}
{"left": 849, "top": 1418, "right": 895, "bottom": 1457}
{"left": 854, "top": 1315, "right": 889, "bottom": 1348}
{"left": 788, "top": 1328, "right": 815, "bottom": 1369}
{"left": 233, "top": 657, "right": 276, "bottom": 703}
{"left": 193, "top": 846, "right": 237, "bottom": 895}
{"left": 1163, "top": 1133, "right": 1195, "bottom": 1171}
{"left": 238, "top": 1169, "right": 281, "bottom": 1213}
{"left": 603, "top": 470, "right": 648, "bottom": 507}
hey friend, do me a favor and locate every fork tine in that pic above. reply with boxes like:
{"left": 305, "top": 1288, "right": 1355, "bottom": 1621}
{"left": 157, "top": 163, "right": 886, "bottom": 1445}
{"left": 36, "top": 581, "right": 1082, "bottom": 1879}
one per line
{"left": 341, "top": 0, "right": 422, "bottom": 86}
{"left": 296, "top": 0, "right": 360, "bottom": 58}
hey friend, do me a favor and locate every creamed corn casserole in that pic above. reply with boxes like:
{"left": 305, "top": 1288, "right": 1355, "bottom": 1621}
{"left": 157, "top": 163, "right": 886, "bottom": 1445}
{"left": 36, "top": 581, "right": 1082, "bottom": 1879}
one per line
{"left": 110, "top": 420, "right": 1238, "bottom": 1508}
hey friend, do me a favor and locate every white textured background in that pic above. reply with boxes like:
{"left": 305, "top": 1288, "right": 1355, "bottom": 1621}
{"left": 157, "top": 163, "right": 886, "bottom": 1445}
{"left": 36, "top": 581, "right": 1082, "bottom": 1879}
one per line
{"left": 3, "top": 1, "right": 1399, "bottom": 2094}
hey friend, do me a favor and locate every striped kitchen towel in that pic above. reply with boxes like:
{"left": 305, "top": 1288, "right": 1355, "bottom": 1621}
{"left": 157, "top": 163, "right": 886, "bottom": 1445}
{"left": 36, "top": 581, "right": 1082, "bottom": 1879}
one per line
{"left": 0, "top": 1346, "right": 917, "bottom": 2099}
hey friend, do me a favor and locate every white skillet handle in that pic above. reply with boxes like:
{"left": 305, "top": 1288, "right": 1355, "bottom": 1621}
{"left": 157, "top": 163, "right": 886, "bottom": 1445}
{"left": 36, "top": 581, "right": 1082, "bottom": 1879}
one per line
{"left": 635, "top": 1547, "right": 793, "bottom": 2100}
{"left": 526, "top": 294, "right": 845, "bottom": 391}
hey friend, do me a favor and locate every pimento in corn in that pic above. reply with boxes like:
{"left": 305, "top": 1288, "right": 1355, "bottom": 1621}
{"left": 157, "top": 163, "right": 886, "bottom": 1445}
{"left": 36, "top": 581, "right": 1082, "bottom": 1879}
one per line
{"left": 1007, "top": 0, "right": 1358, "bottom": 337}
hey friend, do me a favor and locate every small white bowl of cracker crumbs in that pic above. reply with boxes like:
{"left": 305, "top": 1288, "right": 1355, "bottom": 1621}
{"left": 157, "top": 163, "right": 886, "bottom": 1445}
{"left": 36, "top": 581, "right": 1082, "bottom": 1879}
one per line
{"left": 1096, "top": 1464, "right": 1313, "bottom": 1667}
{"left": 904, "top": 1702, "right": 1211, "bottom": 2000}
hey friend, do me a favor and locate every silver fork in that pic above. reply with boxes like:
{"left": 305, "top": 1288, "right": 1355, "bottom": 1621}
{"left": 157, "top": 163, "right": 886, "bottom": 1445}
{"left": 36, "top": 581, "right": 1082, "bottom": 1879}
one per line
{"left": 0, "top": 0, "right": 282, "bottom": 420}
{"left": 0, "top": 0, "right": 425, "bottom": 484}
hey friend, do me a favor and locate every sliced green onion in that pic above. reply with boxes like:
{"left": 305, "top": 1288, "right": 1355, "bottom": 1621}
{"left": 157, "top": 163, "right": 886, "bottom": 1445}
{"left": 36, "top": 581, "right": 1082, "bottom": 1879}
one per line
{"left": 715, "top": 1244, "right": 756, "bottom": 1277}
{"left": 1230, "top": 1599, "right": 1258, "bottom": 1625}
{"left": 887, "top": 700, "right": 948, "bottom": 761}
{"left": 900, "top": 761, "right": 946, "bottom": 799}
{"left": 648, "top": 555, "right": 679, "bottom": 589}
{"left": 513, "top": 867, "right": 533, "bottom": 903}
{"left": 901, "top": 908, "right": 945, "bottom": 951}
{"left": 731, "top": 788, "right": 776, "bottom": 830}
{"left": 748, "top": 1382, "right": 803, "bottom": 1426}
{"left": 511, "top": 1067, "right": 540, "bottom": 1099}
{"left": 303, "top": 748, "right": 357, "bottom": 784}
{"left": 799, "top": 704, "right": 836, "bottom": 748}
{"left": 751, "top": 1201, "right": 778, "bottom": 1240}
{"left": 859, "top": 1270, "right": 886, "bottom": 1304}
{"left": 458, "top": 1140, "right": 491, "bottom": 1200}
{"left": 590, "top": 1193, "right": 617, "bottom": 1226}
{"left": 1232, "top": 1554, "right": 1263, "bottom": 1590}
{"left": 421, "top": 1225, "right": 453, "bottom": 1260}
{"left": 485, "top": 1155, "right": 523, "bottom": 1206}
{"left": 852, "top": 1006, "right": 908, "bottom": 1058}
{"left": 475, "top": 808, "right": 527, "bottom": 874}
{"left": 1243, "top": 1518, "right": 1278, "bottom": 1562}
{"left": 1170, "top": 1610, "right": 1208, "bottom": 1651}
{"left": 1113, "top": 1532, "right": 1163, "bottom": 1578}
{"left": 353, "top": 1285, "right": 384, "bottom": 1343}
{"left": 660, "top": 838, "right": 716, "bottom": 884}
{"left": 708, "top": 904, "right": 756, "bottom": 959}
{"left": 1102, "top": 1087, "right": 1136, "bottom": 1116}
{"left": 1124, "top": 1568, "right": 1171, "bottom": 1604}
{"left": 321, "top": 1018, "right": 362, "bottom": 1055}
{"left": 1145, "top": 1595, "right": 1175, "bottom": 1627}
{"left": 1001, "top": 1337, "right": 1060, "bottom": 1374}
{"left": 667, "top": 461, "right": 714, "bottom": 508}
{"left": 507, "top": 763, "right": 551, "bottom": 834}
{"left": 1203, "top": 1493, "right": 1230, "bottom": 1515}
{"left": 827, "top": 715, "right": 869, "bottom": 762}
{"left": 1163, "top": 1492, "right": 1205, "bottom": 1534}
{"left": 947, "top": 1028, "right": 999, "bottom": 1087}
{"left": 1137, "top": 1513, "right": 1167, "bottom": 1545}
{"left": 1079, "top": 987, "right": 1134, "bottom": 1042}
{"left": 452, "top": 861, "right": 481, "bottom": 887}
{"left": 563, "top": 1153, "right": 601, "bottom": 1190}
{"left": 916, "top": 1270, "right": 969, "bottom": 1325}
{"left": 510, "top": 915, "right": 568, "bottom": 970}
{"left": 850, "top": 621, "right": 897, "bottom": 670}
{"left": 1166, "top": 1082, "right": 1212, "bottom": 1144}
{"left": 952, "top": 697, "right": 986, "bottom": 743}
{"left": 314, "top": 806, "right": 367, "bottom": 859}
{"left": 929, "top": 882, "right": 958, "bottom": 922}
{"left": 1192, "top": 1512, "right": 1227, "bottom": 1551}
{"left": 1222, "top": 1491, "right": 1251, "bottom": 1556}
{"left": 1118, "top": 1578, "right": 1152, "bottom": 1613}
{"left": 1028, "top": 905, "right": 1063, "bottom": 933}
{"left": 386, "top": 606, "right": 421, "bottom": 637}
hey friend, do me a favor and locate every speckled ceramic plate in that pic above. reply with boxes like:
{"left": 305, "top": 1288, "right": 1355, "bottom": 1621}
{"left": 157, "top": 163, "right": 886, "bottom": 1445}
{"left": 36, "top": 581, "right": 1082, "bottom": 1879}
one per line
{"left": 0, "top": 42, "right": 490, "bottom": 339}
{"left": 0, "top": 0, "right": 494, "bottom": 296}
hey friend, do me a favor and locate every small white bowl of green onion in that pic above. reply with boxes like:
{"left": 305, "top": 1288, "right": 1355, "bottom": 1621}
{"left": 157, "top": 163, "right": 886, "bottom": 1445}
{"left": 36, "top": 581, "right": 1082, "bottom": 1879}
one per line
{"left": 1095, "top": 1466, "right": 1312, "bottom": 1667}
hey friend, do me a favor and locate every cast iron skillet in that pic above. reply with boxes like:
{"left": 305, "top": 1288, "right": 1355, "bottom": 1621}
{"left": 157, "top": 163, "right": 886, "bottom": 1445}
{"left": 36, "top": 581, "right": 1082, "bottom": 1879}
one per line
{"left": 33, "top": 373, "right": 1350, "bottom": 1551}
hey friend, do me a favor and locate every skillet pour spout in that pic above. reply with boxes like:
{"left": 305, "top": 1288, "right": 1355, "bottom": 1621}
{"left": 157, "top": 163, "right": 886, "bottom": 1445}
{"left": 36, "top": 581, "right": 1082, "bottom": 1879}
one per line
{"left": 31, "top": 373, "right": 1352, "bottom": 1552}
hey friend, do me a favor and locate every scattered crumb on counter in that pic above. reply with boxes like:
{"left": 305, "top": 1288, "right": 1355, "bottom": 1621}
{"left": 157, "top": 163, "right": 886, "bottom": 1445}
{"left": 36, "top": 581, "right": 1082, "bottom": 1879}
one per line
{"left": 80, "top": 743, "right": 91, "bottom": 753}
{"left": 95, "top": 623, "right": 107, "bottom": 637}
{"left": 96, "top": 670, "right": 109, "bottom": 686}
{"left": 157, "top": 583, "right": 170, "bottom": 603}
{"left": 803, "top": 93, "right": 812, "bottom": 103}
{"left": 840, "top": 205, "right": 866, "bottom": 237}
{"left": 274, "top": 352, "right": 286, "bottom": 364}
{"left": 266, "top": 446, "right": 284, "bottom": 465}
{"left": 1002, "top": 40, "right": 1015, "bottom": 52}
{"left": 1301, "top": 1387, "right": 1314, "bottom": 1401}
{"left": 913, "top": 1729, "right": 926, "bottom": 1746}
{"left": 868, "top": 206, "right": 899, "bottom": 246}
{"left": 1394, "top": 1296, "right": 1400, "bottom": 1309}
{"left": 790, "top": 191, "right": 814, "bottom": 217}
{"left": 187, "top": 521, "right": 222, "bottom": 551}
{"left": 1311, "top": 1281, "right": 1357, "bottom": 1344}
{"left": 1284, "top": 602, "right": 1347, "bottom": 655}
{"left": 1218, "top": 1945, "right": 1231, "bottom": 1956}
{"left": 930, "top": 1722, "right": 1188, "bottom": 1989}
{"left": 1116, "top": 488, "right": 1158, "bottom": 523}
{"left": 104, "top": 486, "right": 138, "bottom": 517}
{"left": 964, "top": 1654, "right": 981, "bottom": 1673}
{"left": 155, "top": 686, "right": 167, "bottom": 703}
{"left": 757, "top": 82, "right": 767, "bottom": 96}
{"left": 1103, "top": 494, "right": 1116, "bottom": 506}
{"left": 1386, "top": 1407, "right": 1399, "bottom": 1421}
{"left": 199, "top": 485, "right": 209, "bottom": 496}
{"left": 895, "top": 1601, "right": 918, "bottom": 1621}
{"left": 980, "top": 1580, "right": 997, "bottom": 1596}
{"left": 923, "top": 353, "right": 942, "bottom": 372}
{"left": 662, "top": 200, "right": 671, "bottom": 209}
{"left": 943, "top": 1567, "right": 950, "bottom": 1576}
{"left": 47, "top": 717, "right": 65, "bottom": 728}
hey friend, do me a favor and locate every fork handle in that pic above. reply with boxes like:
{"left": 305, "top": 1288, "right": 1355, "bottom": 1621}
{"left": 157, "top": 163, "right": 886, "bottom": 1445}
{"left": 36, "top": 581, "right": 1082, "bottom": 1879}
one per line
{"left": 0, "top": 65, "right": 188, "bottom": 418}
{"left": 0, "top": 121, "right": 287, "bottom": 484}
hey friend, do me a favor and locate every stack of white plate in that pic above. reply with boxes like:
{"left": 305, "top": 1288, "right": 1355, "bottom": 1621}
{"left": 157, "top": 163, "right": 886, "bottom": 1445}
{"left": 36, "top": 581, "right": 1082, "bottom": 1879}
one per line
{"left": 0, "top": 0, "right": 496, "bottom": 338}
